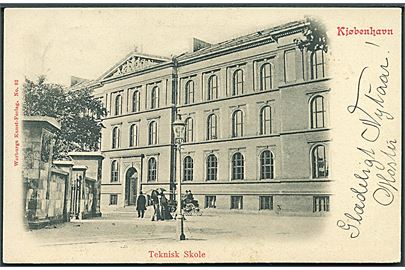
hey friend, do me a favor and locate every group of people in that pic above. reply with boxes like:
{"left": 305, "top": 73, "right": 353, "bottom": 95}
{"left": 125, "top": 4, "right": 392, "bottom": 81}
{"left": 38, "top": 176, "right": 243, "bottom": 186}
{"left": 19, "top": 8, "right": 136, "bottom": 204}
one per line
{"left": 135, "top": 189, "right": 174, "bottom": 221}
{"left": 150, "top": 189, "right": 174, "bottom": 221}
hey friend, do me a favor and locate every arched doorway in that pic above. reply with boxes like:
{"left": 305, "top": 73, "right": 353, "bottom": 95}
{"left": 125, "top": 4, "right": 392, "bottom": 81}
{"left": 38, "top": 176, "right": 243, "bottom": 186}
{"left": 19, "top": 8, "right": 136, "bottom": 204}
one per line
{"left": 125, "top": 167, "right": 138, "bottom": 206}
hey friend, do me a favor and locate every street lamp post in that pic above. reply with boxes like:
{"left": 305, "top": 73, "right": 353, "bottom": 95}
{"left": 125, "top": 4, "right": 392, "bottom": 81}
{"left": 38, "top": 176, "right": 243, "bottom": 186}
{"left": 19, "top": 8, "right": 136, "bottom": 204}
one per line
{"left": 173, "top": 113, "right": 186, "bottom": 241}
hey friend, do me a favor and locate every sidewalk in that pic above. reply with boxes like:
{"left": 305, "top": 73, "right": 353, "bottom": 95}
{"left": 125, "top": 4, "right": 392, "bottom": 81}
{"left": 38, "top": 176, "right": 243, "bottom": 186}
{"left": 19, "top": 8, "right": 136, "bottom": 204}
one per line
{"left": 29, "top": 209, "right": 327, "bottom": 246}
{"left": 17, "top": 211, "right": 329, "bottom": 263}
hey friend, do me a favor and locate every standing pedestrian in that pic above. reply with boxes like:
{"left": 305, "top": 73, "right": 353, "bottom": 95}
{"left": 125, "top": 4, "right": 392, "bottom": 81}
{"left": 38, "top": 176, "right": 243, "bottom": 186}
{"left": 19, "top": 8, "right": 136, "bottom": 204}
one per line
{"left": 151, "top": 189, "right": 162, "bottom": 221}
{"left": 136, "top": 191, "right": 147, "bottom": 218}
{"left": 160, "top": 191, "right": 173, "bottom": 220}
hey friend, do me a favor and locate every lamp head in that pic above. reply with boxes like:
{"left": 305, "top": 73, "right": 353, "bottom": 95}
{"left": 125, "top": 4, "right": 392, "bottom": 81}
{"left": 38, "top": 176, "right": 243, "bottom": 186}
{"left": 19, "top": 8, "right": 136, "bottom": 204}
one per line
{"left": 173, "top": 114, "right": 186, "bottom": 143}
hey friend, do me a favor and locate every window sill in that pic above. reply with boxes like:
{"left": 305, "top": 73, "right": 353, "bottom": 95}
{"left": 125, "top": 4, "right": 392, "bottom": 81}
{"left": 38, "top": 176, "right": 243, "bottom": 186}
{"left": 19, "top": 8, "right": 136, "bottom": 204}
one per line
{"left": 104, "top": 105, "right": 172, "bottom": 120}
{"left": 177, "top": 179, "right": 332, "bottom": 184}
{"left": 103, "top": 182, "right": 121, "bottom": 185}
{"left": 177, "top": 88, "right": 280, "bottom": 109}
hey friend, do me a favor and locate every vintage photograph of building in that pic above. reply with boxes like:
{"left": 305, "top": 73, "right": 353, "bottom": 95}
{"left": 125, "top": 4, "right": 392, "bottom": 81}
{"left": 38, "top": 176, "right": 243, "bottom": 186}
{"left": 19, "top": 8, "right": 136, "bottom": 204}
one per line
{"left": 9, "top": 8, "right": 334, "bottom": 263}
{"left": 23, "top": 12, "right": 330, "bottom": 224}
{"left": 5, "top": 6, "right": 403, "bottom": 264}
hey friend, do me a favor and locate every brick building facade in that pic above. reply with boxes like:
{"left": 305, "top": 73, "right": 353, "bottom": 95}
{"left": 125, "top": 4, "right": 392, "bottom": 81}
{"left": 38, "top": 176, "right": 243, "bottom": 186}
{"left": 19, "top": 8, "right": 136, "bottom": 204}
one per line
{"left": 76, "top": 19, "right": 331, "bottom": 214}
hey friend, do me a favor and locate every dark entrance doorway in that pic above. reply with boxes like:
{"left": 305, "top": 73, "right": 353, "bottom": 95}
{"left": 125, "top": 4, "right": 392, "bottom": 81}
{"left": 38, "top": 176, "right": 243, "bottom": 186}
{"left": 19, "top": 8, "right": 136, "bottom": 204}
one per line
{"left": 125, "top": 167, "right": 138, "bottom": 206}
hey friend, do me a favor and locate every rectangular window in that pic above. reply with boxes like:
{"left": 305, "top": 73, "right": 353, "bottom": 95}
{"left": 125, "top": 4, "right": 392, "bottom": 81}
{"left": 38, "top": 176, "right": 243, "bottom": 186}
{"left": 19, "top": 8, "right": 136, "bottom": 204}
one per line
{"left": 132, "top": 90, "right": 140, "bottom": 113}
{"left": 206, "top": 155, "right": 218, "bottom": 181}
{"left": 284, "top": 49, "right": 296, "bottom": 83}
{"left": 129, "top": 124, "right": 138, "bottom": 147}
{"left": 150, "top": 86, "right": 159, "bottom": 109}
{"left": 205, "top": 196, "right": 216, "bottom": 208}
{"left": 114, "top": 93, "right": 123, "bottom": 116}
{"left": 312, "top": 50, "right": 325, "bottom": 79}
{"left": 183, "top": 157, "right": 193, "bottom": 181}
{"left": 110, "top": 194, "right": 118, "bottom": 205}
{"left": 207, "top": 74, "right": 218, "bottom": 100}
{"left": 111, "top": 160, "right": 119, "bottom": 183}
{"left": 111, "top": 171, "right": 119, "bottom": 182}
{"left": 207, "top": 114, "right": 218, "bottom": 140}
{"left": 311, "top": 96, "right": 326, "bottom": 129}
{"left": 259, "top": 196, "right": 273, "bottom": 210}
{"left": 230, "top": 196, "right": 243, "bottom": 210}
{"left": 313, "top": 196, "right": 330, "bottom": 212}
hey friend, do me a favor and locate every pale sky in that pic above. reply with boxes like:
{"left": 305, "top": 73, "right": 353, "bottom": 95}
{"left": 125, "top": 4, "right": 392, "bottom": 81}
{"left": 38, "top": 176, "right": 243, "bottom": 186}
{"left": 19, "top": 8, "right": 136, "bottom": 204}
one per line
{"left": 5, "top": 8, "right": 308, "bottom": 86}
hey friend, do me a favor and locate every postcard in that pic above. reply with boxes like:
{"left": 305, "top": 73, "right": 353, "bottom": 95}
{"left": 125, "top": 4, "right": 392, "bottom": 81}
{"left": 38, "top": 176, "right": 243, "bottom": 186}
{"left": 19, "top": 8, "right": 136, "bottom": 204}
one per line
{"left": 2, "top": 6, "right": 402, "bottom": 264}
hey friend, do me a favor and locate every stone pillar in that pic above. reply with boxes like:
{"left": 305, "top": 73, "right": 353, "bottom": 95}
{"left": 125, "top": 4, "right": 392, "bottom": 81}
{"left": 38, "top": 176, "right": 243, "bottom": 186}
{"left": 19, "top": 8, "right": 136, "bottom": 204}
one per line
{"left": 69, "top": 152, "right": 104, "bottom": 217}
{"left": 95, "top": 158, "right": 103, "bottom": 217}
{"left": 53, "top": 160, "right": 74, "bottom": 222}
{"left": 22, "top": 116, "right": 61, "bottom": 229}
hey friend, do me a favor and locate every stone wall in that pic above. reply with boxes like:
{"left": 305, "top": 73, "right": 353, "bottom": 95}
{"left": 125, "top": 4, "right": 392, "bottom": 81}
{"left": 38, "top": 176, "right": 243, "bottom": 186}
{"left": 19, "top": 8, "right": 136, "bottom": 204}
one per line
{"left": 23, "top": 116, "right": 68, "bottom": 229}
{"left": 47, "top": 169, "right": 68, "bottom": 221}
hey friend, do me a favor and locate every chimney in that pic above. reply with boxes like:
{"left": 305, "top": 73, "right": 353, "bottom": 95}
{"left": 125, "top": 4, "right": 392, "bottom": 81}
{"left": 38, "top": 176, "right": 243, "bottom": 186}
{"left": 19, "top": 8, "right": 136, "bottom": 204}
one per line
{"left": 70, "top": 76, "right": 89, "bottom": 87}
{"left": 192, "top": 38, "right": 211, "bottom": 52}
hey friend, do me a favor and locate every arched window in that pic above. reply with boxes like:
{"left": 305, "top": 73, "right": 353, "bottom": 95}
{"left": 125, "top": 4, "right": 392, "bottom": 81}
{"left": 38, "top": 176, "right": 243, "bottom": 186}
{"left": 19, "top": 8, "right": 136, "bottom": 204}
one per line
{"left": 151, "top": 86, "right": 159, "bottom": 109}
{"left": 147, "top": 157, "right": 157, "bottom": 182}
{"left": 148, "top": 121, "right": 158, "bottom": 145}
{"left": 310, "top": 95, "right": 326, "bottom": 128}
{"left": 207, "top": 114, "right": 218, "bottom": 140}
{"left": 260, "top": 150, "right": 274, "bottom": 179}
{"left": 185, "top": 80, "right": 194, "bottom": 105}
{"left": 260, "top": 63, "right": 273, "bottom": 91}
{"left": 129, "top": 124, "right": 138, "bottom": 147}
{"left": 232, "top": 69, "right": 244, "bottom": 96}
{"left": 132, "top": 90, "right": 140, "bottom": 113}
{"left": 260, "top": 106, "right": 272, "bottom": 135}
{"left": 183, "top": 156, "right": 193, "bottom": 181}
{"left": 311, "top": 50, "right": 325, "bottom": 79}
{"left": 232, "top": 110, "right": 244, "bottom": 137}
{"left": 114, "top": 94, "right": 122, "bottom": 116}
{"left": 111, "top": 160, "right": 119, "bottom": 182}
{"left": 231, "top": 152, "right": 244, "bottom": 180}
{"left": 112, "top": 127, "right": 120, "bottom": 149}
{"left": 207, "top": 74, "right": 218, "bottom": 100}
{"left": 206, "top": 154, "right": 218, "bottom": 181}
{"left": 311, "top": 145, "right": 328, "bottom": 178}
{"left": 185, "top": 117, "right": 193, "bottom": 143}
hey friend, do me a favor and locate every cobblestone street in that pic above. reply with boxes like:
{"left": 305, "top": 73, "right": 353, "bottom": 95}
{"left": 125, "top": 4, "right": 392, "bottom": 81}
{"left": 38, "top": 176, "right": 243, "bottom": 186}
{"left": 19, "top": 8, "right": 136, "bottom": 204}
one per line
{"left": 17, "top": 209, "right": 329, "bottom": 263}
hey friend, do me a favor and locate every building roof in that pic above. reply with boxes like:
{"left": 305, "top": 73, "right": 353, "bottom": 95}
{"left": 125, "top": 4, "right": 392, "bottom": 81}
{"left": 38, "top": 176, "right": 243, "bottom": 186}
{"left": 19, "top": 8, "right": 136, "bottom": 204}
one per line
{"left": 50, "top": 166, "right": 69, "bottom": 175}
{"left": 69, "top": 151, "right": 104, "bottom": 158}
{"left": 71, "top": 19, "right": 308, "bottom": 89}
{"left": 69, "top": 78, "right": 98, "bottom": 91}
{"left": 72, "top": 165, "right": 88, "bottom": 170}
{"left": 53, "top": 160, "right": 75, "bottom": 166}
{"left": 23, "top": 116, "right": 61, "bottom": 131}
{"left": 97, "top": 51, "right": 171, "bottom": 82}
{"left": 176, "top": 19, "right": 308, "bottom": 62}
